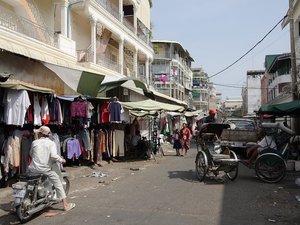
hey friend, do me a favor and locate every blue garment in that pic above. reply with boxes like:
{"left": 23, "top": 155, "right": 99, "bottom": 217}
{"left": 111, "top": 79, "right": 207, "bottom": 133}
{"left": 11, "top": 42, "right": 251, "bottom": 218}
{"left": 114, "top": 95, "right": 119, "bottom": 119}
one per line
{"left": 109, "top": 101, "right": 122, "bottom": 122}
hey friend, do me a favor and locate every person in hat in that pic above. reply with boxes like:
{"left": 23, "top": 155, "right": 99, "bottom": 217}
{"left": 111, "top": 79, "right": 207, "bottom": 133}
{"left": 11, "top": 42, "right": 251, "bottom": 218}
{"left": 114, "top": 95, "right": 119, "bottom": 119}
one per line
{"left": 195, "top": 108, "right": 217, "bottom": 134}
{"left": 28, "top": 126, "right": 76, "bottom": 211}
{"left": 203, "top": 109, "right": 217, "bottom": 123}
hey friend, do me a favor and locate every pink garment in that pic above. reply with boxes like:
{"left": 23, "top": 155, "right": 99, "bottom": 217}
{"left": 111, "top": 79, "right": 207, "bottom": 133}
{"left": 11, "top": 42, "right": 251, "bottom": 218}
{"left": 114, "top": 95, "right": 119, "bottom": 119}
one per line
{"left": 70, "top": 101, "right": 88, "bottom": 118}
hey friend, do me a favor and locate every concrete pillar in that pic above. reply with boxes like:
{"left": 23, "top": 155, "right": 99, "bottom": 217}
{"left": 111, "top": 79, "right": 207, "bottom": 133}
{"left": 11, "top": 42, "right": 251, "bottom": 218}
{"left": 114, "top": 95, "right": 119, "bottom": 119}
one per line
{"left": 134, "top": 48, "right": 138, "bottom": 78}
{"left": 133, "top": 6, "right": 137, "bottom": 35}
{"left": 90, "top": 17, "right": 97, "bottom": 64}
{"left": 145, "top": 57, "right": 149, "bottom": 85}
{"left": 119, "top": 36, "right": 124, "bottom": 75}
{"left": 61, "top": 0, "right": 68, "bottom": 36}
{"left": 119, "top": 0, "right": 123, "bottom": 23}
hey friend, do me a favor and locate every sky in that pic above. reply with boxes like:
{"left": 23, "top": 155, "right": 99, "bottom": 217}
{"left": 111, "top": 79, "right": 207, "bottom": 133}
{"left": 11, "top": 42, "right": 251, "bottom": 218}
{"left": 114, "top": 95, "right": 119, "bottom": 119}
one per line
{"left": 151, "top": 0, "right": 291, "bottom": 100}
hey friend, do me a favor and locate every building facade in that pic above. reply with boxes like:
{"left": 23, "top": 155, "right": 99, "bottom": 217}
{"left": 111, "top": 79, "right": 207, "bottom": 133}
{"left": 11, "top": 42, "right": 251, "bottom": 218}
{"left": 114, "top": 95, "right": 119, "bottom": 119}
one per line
{"left": 266, "top": 53, "right": 292, "bottom": 104}
{"left": 191, "top": 68, "right": 209, "bottom": 112}
{"left": 246, "top": 70, "right": 264, "bottom": 116}
{"left": 0, "top": 0, "right": 154, "bottom": 101}
{"left": 151, "top": 40, "right": 194, "bottom": 107}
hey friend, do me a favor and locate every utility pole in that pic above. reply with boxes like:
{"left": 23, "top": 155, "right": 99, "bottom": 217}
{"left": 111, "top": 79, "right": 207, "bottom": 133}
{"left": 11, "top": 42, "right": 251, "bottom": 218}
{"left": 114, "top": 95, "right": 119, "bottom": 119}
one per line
{"left": 289, "top": 0, "right": 300, "bottom": 133}
{"left": 289, "top": 0, "right": 298, "bottom": 101}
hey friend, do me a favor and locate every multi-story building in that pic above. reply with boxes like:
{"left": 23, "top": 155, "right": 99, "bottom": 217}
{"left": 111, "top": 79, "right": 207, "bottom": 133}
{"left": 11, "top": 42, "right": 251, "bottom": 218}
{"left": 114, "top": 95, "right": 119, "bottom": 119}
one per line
{"left": 282, "top": 0, "right": 300, "bottom": 97}
{"left": 151, "top": 40, "right": 194, "bottom": 107}
{"left": 246, "top": 70, "right": 264, "bottom": 116}
{"left": 0, "top": 0, "right": 153, "bottom": 101}
{"left": 191, "top": 68, "right": 209, "bottom": 112}
{"left": 222, "top": 96, "right": 243, "bottom": 117}
{"left": 265, "top": 53, "right": 292, "bottom": 104}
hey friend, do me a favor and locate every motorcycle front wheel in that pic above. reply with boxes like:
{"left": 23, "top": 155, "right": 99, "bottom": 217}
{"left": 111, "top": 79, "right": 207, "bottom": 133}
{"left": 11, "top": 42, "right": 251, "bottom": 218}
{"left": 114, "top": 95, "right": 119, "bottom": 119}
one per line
{"left": 16, "top": 202, "right": 31, "bottom": 223}
{"left": 62, "top": 177, "right": 70, "bottom": 195}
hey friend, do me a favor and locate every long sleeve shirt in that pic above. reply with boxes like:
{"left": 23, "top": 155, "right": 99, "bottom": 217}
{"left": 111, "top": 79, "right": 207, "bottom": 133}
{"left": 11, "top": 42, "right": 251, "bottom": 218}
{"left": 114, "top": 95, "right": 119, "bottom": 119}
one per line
{"left": 28, "top": 137, "right": 64, "bottom": 173}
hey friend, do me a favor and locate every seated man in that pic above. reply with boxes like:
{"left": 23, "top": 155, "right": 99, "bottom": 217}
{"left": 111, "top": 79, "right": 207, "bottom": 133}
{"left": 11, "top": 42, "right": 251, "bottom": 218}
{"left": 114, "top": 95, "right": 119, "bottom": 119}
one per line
{"left": 244, "top": 129, "right": 277, "bottom": 167}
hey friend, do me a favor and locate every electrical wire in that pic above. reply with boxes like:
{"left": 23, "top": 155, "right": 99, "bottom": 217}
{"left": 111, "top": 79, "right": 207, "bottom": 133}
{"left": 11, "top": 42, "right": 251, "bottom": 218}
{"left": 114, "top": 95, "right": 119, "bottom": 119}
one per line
{"left": 213, "top": 83, "right": 279, "bottom": 90}
{"left": 209, "top": 15, "right": 288, "bottom": 79}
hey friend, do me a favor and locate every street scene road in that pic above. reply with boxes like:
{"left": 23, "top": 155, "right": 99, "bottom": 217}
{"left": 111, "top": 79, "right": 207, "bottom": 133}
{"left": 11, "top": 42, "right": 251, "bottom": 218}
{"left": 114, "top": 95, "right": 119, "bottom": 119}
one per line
{"left": 0, "top": 142, "right": 299, "bottom": 225}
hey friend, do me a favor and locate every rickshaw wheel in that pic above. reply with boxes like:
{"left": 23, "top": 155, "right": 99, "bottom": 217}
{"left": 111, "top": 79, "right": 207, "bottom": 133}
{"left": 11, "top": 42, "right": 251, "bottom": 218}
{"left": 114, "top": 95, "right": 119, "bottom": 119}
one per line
{"left": 255, "top": 153, "right": 286, "bottom": 183}
{"left": 226, "top": 150, "right": 239, "bottom": 181}
{"left": 195, "top": 150, "right": 208, "bottom": 181}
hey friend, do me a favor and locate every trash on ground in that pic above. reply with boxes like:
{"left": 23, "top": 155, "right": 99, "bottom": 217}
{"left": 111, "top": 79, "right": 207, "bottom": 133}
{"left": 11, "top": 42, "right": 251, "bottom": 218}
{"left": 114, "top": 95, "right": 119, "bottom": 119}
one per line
{"left": 130, "top": 168, "right": 140, "bottom": 171}
{"left": 112, "top": 176, "right": 121, "bottom": 181}
{"left": 80, "top": 171, "right": 107, "bottom": 178}
{"left": 295, "top": 195, "right": 300, "bottom": 202}
{"left": 268, "top": 218, "right": 276, "bottom": 223}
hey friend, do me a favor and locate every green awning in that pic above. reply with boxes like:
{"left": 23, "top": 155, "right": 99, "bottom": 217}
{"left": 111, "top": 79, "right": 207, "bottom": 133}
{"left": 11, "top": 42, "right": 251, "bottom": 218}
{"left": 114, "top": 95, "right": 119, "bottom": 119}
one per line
{"left": 121, "top": 99, "right": 185, "bottom": 112}
{"left": 258, "top": 100, "right": 300, "bottom": 116}
{"left": 43, "top": 62, "right": 105, "bottom": 97}
{"left": 98, "top": 77, "right": 148, "bottom": 94}
{"left": 0, "top": 79, "right": 54, "bottom": 94}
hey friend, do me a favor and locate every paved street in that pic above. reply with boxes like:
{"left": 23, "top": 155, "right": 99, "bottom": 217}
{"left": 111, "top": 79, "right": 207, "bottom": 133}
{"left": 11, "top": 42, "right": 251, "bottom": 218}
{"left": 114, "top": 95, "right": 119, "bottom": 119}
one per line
{"left": 0, "top": 142, "right": 299, "bottom": 225}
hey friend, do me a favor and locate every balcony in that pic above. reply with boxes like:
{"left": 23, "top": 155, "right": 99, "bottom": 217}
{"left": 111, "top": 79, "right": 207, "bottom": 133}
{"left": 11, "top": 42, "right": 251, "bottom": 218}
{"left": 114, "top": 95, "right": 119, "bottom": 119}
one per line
{"left": 94, "top": 0, "right": 152, "bottom": 47}
{"left": 77, "top": 48, "right": 121, "bottom": 73}
{"left": 0, "top": 6, "right": 55, "bottom": 47}
{"left": 94, "top": 0, "right": 121, "bottom": 21}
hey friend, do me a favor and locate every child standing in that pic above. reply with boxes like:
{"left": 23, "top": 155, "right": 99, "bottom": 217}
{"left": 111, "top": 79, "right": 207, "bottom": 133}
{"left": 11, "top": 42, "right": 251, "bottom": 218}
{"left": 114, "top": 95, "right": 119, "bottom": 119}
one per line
{"left": 173, "top": 129, "right": 182, "bottom": 156}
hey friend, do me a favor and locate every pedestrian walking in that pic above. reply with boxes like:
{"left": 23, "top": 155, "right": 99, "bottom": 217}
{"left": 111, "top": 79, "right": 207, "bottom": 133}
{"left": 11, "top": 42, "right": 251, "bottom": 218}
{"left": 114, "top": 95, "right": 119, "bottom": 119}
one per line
{"left": 173, "top": 129, "right": 182, "bottom": 156}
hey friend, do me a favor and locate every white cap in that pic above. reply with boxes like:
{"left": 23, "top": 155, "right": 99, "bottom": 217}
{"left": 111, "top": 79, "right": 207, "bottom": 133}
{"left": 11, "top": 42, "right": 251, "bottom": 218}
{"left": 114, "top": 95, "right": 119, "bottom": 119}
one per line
{"left": 34, "top": 126, "right": 51, "bottom": 135}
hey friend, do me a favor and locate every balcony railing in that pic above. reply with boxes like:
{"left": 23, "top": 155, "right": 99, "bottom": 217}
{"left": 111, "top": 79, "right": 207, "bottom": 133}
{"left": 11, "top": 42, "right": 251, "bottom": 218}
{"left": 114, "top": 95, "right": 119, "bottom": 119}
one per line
{"left": 77, "top": 48, "right": 121, "bottom": 73}
{"left": 95, "top": 0, "right": 121, "bottom": 21}
{"left": 123, "top": 17, "right": 135, "bottom": 33}
{"left": 0, "top": 6, "right": 55, "bottom": 47}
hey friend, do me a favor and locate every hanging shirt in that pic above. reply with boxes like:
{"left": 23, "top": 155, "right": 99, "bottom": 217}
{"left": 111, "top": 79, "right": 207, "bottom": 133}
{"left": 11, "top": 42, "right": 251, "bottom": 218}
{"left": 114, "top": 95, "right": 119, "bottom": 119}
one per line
{"left": 70, "top": 100, "right": 88, "bottom": 118}
{"left": 66, "top": 138, "right": 82, "bottom": 159}
{"left": 109, "top": 101, "right": 122, "bottom": 122}
{"left": 4, "top": 89, "right": 31, "bottom": 126}
{"left": 100, "top": 102, "right": 110, "bottom": 123}
{"left": 33, "top": 94, "right": 42, "bottom": 126}
{"left": 41, "top": 96, "right": 50, "bottom": 124}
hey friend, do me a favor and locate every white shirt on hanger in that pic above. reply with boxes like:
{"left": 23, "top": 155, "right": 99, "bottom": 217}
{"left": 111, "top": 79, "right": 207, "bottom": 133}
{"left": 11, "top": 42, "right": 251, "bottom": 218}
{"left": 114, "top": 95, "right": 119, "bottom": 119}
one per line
{"left": 4, "top": 89, "right": 31, "bottom": 126}
{"left": 33, "top": 94, "right": 42, "bottom": 125}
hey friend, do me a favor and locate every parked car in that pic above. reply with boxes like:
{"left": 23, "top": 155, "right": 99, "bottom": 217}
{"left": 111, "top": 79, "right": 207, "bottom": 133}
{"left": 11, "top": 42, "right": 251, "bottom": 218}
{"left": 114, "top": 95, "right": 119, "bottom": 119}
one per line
{"left": 221, "top": 118, "right": 259, "bottom": 158}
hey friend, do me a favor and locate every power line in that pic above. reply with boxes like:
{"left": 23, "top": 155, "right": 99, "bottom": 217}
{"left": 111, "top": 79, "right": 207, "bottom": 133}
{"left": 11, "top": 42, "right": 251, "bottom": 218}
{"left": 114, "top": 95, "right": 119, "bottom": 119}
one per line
{"left": 214, "top": 83, "right": 280, "bottom": 90}
{"left": 209, "top": 15, "right": 288, "bottom": 79}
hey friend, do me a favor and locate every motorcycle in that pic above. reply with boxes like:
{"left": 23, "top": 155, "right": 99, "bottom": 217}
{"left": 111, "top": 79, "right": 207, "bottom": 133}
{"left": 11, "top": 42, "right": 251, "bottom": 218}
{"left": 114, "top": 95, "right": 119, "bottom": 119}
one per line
{"left": 12, "top": 164, "right": 70, "bottom": 223}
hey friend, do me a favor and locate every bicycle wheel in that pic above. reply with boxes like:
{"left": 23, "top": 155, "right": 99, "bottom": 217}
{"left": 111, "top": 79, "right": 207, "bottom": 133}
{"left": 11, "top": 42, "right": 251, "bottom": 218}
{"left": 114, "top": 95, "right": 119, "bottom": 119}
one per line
{"left": 255, "top": 153, "right": 286, "bottom": 183}
{"left": 225, "top": 150, "right": 239, "bottom": 181}
{"left": 195, "top": 150, "right": 208, "bottom": 181}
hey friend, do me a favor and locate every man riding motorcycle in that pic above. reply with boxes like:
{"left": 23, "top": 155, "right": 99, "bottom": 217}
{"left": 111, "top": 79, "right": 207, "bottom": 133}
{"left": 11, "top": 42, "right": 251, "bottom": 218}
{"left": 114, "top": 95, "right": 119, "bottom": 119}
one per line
{"left": 28, "top": 125, "right": 75, "bottom": 211}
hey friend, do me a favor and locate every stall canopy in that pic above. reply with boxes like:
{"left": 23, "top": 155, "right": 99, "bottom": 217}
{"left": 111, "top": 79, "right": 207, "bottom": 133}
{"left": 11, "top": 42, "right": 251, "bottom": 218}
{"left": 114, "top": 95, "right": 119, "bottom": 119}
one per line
{"left": 0, "top": 79, "right": 54, "bottom": 94}
{"left": 0, "top": 72, "right": 12, "bottom": 82}
{"left": 258, "top": 100, "right": 300, "bottom": 116}
{"left": 184, "top": 109, "right": 203, "bottom": 117}
{"left": 97, "top": 77, "right": 149, "bottom": 94}
{"left": 121, "top": 99, "right": 185, "bottom": 112}
{"left": 43, "top": 62, "right": 106, "bottom": 97}
{"left": 129, "top": 110, "right": 158, "bottom": 117}
{"left": 148, "top": 89, "right": 188, "bottom": 107}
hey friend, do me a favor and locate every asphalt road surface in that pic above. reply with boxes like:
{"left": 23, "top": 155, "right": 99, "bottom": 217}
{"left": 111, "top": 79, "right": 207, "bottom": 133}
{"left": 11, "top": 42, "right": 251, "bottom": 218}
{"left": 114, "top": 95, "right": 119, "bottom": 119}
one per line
{"left": 0, "top": 141, "right": 299, "bottom": 225}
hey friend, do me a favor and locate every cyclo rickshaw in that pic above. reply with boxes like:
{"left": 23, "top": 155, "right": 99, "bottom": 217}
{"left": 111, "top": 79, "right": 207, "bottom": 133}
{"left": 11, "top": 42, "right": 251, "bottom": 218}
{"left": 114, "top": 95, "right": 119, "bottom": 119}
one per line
{"left": 243, "top": 122, "right": 300, "bottom": 183}
{"left": 195, "top": 123, "right": 239, "bottom": 182}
